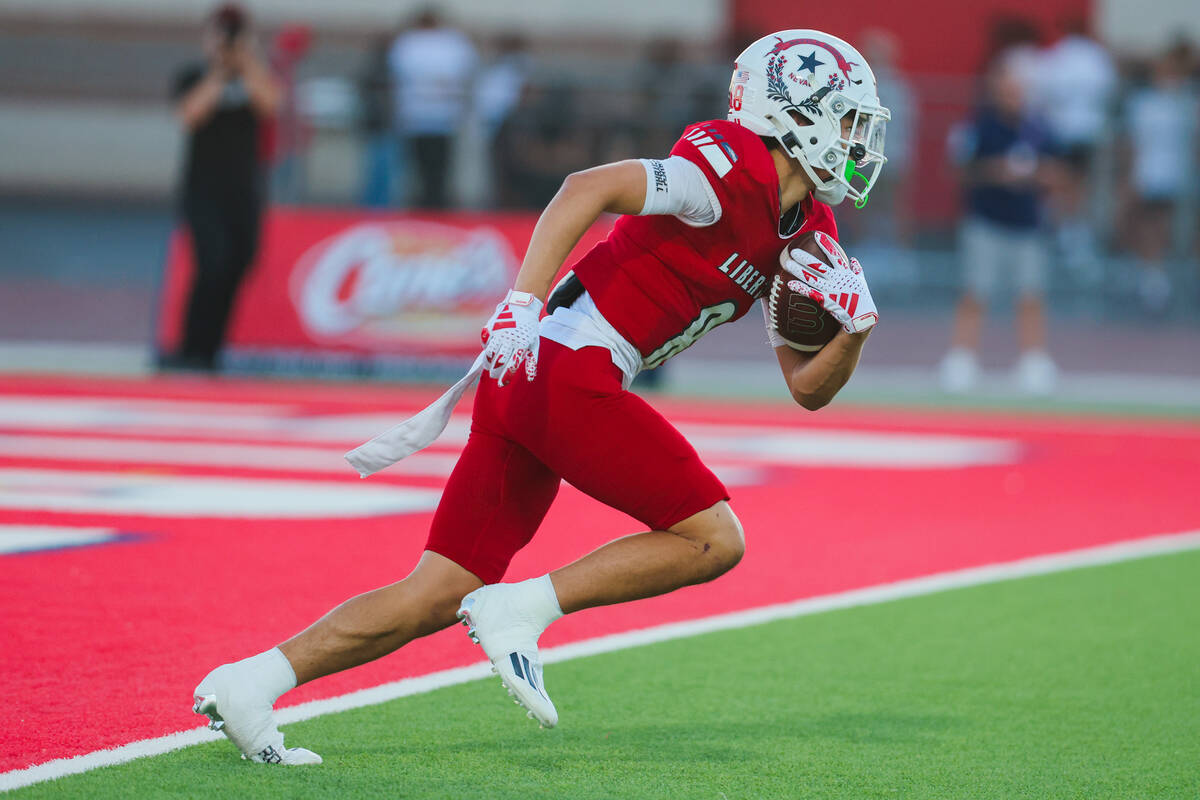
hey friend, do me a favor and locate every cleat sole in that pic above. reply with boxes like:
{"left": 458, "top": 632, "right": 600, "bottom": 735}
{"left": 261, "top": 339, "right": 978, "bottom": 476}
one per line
{"left": 457, "top": 592, "right": 555, "bottom": 728}
{"left": 194, "top": 694, "right": 230, "bottom": 733}
{"left": 493, "top": 671, "right": 555, "bottom": 728}
{"left": 193, "top": 694, "right": 222, "bottom": 724}
{"left": 455, "top": 602, "right": 481, "bottom": 644}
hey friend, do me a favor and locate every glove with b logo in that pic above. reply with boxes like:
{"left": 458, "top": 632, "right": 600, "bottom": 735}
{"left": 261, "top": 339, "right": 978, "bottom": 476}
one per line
{"left": 780, "top": 231, "right": 879, "bottom": 334}
{"left": 481, "top": 289, "right": 543, "bottom": 386}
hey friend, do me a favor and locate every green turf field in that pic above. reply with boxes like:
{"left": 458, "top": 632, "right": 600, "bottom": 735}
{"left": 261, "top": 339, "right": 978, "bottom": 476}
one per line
{"left": 16, "top": 549, "right": 1199, "bottom": 799}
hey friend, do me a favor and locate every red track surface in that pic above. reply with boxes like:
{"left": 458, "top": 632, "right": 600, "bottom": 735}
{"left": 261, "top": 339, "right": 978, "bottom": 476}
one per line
{"left": 1, "top": 375, "right": 1198, "bottom": 772}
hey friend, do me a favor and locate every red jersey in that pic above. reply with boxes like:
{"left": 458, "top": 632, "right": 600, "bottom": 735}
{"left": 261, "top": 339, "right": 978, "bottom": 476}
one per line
{"left": 572, "top": 119, "right": 838, "bottom": 368}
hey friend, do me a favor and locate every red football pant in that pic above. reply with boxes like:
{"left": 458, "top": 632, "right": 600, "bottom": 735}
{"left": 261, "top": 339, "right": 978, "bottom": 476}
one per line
{"left": 426, "top": 339, "right": 729, "bottom": 583}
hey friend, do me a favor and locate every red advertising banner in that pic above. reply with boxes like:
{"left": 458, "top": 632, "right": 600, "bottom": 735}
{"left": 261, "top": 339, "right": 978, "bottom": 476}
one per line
{"left": 158, "top": 208, "right": 615, "bottom": 377}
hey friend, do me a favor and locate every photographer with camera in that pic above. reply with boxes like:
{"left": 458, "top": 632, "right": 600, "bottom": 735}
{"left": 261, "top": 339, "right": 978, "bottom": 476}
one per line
{"left": 162, "top": 3, "right": 280, "bottom": 372}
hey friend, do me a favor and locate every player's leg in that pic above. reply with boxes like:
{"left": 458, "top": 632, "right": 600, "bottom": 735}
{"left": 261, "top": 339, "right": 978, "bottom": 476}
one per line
{"left": 1013, "top": 231, "right": 1056, "bottom": 395}
{"left": 280, "top": 428, "right": 560, "bottom": 683}
{"left": 194, "top": 553, "right": 479, "bottom": 765}
{"left": 278, "top": 551, "right": 482, "bottom": 685}
{"left": 177, "top": 206, "right": 231, "bottom": 369}
{"left": 941, "top": 216, "right": 993, "bottom": 392}
{"left": 1134, "top": 199, "right": 1173, "bottom": 312}
{"left": 200, "top": 205, "right": 261, "bottom": 362}
{"left": 955, "top": 217, "right": 996, "bottom": 351}
{"left": 549, "top": 499, "right": 743, "bottom": 614}
{"left": 456, "top": 499, "right": 741, "bottom": 729}
{"left": 195, "top": 426, "right": 560, "bottom": 762}
{"left": 457, "top": 343, "right": 739, "bottom": 726}
{"left": 538, "top": 372, "right": 743, "bottom": 610}
{"left": 1014, "top": 231, "right": 1049, "bottom": 353}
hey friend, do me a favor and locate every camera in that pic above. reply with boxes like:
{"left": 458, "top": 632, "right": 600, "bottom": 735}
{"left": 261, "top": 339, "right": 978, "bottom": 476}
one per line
{"left": 213, "top": 4, "right": 246, "bottom": 45}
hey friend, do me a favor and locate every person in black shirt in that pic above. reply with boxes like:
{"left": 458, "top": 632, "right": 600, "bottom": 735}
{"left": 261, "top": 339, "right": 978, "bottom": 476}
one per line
{"left": 162, "top": 3, "right": 280, "bottom": 372}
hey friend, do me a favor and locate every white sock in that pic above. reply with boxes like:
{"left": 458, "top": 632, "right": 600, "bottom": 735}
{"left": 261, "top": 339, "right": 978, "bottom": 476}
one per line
{"left": 238, "top": 647, "right": 297, "bottom": 702}
{"left": 521, "top": 574, "right": 564, "bottom": 631}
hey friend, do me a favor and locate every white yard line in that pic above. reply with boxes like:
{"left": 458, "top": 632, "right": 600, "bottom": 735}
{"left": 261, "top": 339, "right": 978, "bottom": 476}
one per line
{"left": 0, "top": 526, "right": 120, "bottom": 555}
{"left": 3, "top": 529, "right": 1199, "bottom": 792}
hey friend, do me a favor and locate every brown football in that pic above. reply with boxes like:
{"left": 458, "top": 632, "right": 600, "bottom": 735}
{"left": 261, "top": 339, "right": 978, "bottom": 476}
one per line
{"left": 767, "top": 232, "right": 840, "bottom": 352}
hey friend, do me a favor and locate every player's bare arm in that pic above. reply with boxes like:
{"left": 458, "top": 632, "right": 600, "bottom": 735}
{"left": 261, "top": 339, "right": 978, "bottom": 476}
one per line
{"left": 514, "top": 160, "right": 647, "bottom": 300}
{"left": 176, "top": 68, "right": 229, "bottom": 129}
{"left": 232, "top": 35, "right": 283, "bottom": 118}
{"left": 481, "top": 160, "right": 647, "bottom": 385}
{"left": 775, "top": 329, "right": 870, "bottom": 410}
{"left": 767, "top": 231, "right": 880, "bottom": 409}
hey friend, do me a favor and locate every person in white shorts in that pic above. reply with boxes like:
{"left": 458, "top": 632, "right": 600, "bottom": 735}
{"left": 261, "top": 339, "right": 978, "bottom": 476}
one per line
{"left": 940, "top": 54, "right": 1058, "bottom": 396}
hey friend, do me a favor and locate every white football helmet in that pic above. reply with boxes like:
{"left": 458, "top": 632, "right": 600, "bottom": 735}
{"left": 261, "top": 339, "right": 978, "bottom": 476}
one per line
{"left": 728, "top": 30, "right": 890, "bottom": 207}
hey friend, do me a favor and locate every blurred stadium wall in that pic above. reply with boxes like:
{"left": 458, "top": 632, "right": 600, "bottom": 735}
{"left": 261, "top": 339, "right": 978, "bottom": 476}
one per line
{"left": 0, "top": 0, "right": 1197, "bottom": 405}
{"left": 2, "top": 0, "right": 1196, "bottom": 200}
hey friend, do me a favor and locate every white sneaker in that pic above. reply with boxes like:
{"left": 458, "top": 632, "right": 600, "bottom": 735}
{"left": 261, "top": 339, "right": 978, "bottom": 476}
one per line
{"left": 1138, "top": 268, "right": 1171, "bottom": 312}
{"left": 457, "top": 584, "right": 558, "bottom": 728}
{"left": 193, "top": 663, "right": 322, "bottom": 764}
{"left": 939, "top": 348, "right": 980, "bottom": 394}
{"left": 1015, "top": 350, "right": 1058, "bottom": 396}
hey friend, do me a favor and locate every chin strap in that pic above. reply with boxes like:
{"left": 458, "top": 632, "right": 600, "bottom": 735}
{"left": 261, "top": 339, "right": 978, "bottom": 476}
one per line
{"left": 845, "top": 157, "right": 870, "bottom": 208}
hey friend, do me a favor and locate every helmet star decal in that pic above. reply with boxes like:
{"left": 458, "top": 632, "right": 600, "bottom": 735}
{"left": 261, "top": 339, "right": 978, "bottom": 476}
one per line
{"left": 769, "top": 36, "right": 863, "bottom": 86}
{"left": 796, "top": 51, "right": 824, "bottom": 74}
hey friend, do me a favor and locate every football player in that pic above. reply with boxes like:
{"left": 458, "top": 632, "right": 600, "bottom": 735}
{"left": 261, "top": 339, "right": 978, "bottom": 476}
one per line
{"left": 194, "top": 29, "right": 890, "bottom": 763}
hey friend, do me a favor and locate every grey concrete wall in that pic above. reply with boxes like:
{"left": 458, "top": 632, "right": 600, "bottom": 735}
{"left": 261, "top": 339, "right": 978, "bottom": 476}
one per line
{"left": 1098, "top": 0, "right": 1200, "bottom": 55}
{"left": 0, "top": 101, "right": 180, "bottom": 196}
{"left": 0, "top": 0, "right": 726, "bottom": 38}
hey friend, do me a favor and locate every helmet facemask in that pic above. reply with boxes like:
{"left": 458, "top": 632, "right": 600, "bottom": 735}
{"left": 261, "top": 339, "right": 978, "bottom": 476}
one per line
{"left": 770, "top": 90, "right": 890, "bottom": 208}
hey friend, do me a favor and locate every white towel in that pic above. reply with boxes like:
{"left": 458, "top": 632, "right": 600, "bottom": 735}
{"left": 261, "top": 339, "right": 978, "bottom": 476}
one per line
{"left": 344, "top": 353, "right": 485, "bottom": 478}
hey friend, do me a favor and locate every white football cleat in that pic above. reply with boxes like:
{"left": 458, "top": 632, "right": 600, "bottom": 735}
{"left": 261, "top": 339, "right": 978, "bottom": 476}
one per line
{"left": 457, "top": 585, "right": 558, "bottom": 728}
{"left": 193, "top": 664, "right": 322, "bottom": 765}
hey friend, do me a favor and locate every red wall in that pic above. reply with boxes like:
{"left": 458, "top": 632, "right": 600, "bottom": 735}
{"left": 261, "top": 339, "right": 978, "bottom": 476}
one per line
{"left": 733, "top": 0, "right": 1089, "bottom": 75}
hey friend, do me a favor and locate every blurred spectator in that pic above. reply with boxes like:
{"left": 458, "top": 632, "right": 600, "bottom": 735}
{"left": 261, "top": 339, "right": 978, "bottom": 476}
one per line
{"left": 359, "top": 34, "right": 398, "bottom": 207}
{"left": 493, "top": 83, "right": 591, "bottom": 209}
{"left": 388, "top": 8, "right": 477, "bottom": 209}
{"left": 983, "top": 15, "right": 1042, "bottom": 92}
{"left": 940, "top": 55, "right": 1059, "bottom": 396}
{"left": 476, "top": 34, "right": 530, "bottom": 206}
{"left": 161, "top": 3, "right": 279, "bottom": 372}
{"left": 477, "top": 35, "right": 529, "bottom": 139}
{"left": 266, "top": 23, "right": 312, "bottom": 204}
{"left": 1035, "top": 15, "right": 1116, "bottom": 287}
{"left": 1122, "top": 40, "right": 1199, "bottom": 312}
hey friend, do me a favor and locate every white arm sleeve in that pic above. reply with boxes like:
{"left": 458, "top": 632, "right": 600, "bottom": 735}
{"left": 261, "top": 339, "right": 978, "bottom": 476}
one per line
{"left": 637, "top": 156, "right": 723, "bottom": 227}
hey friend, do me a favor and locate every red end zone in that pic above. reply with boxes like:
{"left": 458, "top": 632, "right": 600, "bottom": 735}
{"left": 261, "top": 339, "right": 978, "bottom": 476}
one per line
{"left": 1, "top": 375, "right": 1197, "bottom": 771}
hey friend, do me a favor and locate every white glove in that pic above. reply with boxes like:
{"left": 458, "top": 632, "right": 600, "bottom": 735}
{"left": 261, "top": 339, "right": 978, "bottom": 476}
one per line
{"left": 481, "top": 289, "right": 543, "bottom": 386}
{"left": 780, "top": 232, "right": 879, "bottom": 334}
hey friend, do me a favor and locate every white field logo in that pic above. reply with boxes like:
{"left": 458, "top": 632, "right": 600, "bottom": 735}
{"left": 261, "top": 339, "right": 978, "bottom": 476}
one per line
{"left": 292, "top": 221, "right": 516, "bottom": 340}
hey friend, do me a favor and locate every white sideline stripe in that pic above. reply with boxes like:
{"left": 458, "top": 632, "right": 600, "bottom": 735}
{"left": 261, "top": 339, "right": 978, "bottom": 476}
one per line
{"left": 0, "top": 395, "right": 1022, "bottom": 470}
{"left": 3, "top": 529, "right": 1199, "bottom": 792}
{"left": 0, "top": 434, "right": 755, "bottom": 486}
{"left": 0, "top": 468, "right": 442, "bottom": 519}
{"left": 0, "top": 526, "right": 119, "bottom": 555}
{"left": 0, "top": 433, "right": 462, "bottom": 477}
